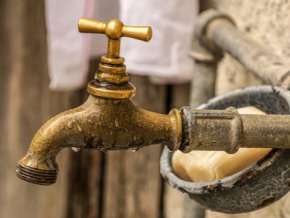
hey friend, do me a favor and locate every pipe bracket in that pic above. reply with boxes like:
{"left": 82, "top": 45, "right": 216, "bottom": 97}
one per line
{"left": 190, "top": 9, "right": 235, "bottom": 62}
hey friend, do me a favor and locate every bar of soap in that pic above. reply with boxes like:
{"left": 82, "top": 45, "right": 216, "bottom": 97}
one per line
{"left": 172, "top": 106, "right": 272, "bottom": 182}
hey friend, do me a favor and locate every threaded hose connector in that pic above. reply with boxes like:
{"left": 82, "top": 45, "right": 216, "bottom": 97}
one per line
{"left": 16, "top": 162, "right": 57, "bottom": 185}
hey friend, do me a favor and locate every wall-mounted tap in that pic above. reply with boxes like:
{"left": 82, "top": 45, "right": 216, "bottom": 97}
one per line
{"left": 16, "top": 18, "right": 290, "bottom": 185}
{"left": 16, "top": 19, "right": 182, "bottom": 185}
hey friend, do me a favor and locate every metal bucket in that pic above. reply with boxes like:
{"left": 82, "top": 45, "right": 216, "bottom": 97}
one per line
{"left": 160, "top": 86, "right": 290, "bottom": 213}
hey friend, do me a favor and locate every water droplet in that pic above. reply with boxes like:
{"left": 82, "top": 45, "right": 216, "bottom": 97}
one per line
{"left": 110, "top": 131, "right": 113, "bottom": 136}
{"left": 76, "top": 124, "right": 82, "bottom": 132}
{"left": 72, "top": 147, "right": 81, "bottom": 152}
{"left": 67, "top": 121, "right": 74, "bottom": 129}
{"left": 133, "top": 136, "right": 137, "bottom": 141}
{"left": 131, "top": 147, "right": 139, "bottom": 152}
{"left": 125, "top": 128, "right": 128, "bottom": 133}
{"left": 114, "top": 119, "right": 119, "bottom": 127}
{"left": 100, "top": 148, "right": 107, "bottom": 153}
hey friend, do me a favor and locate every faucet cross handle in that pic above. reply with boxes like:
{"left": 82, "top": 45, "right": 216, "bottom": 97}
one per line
{"left": 78, "top": 18, "right": 152, "bottom": 60}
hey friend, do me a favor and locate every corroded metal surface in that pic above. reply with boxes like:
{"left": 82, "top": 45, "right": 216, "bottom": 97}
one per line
{"left": 180, "top": 107, "right": 242, "bottom": 154}
{"left": 180, "top": 106, "right": 290, "bottom": 153}
{"left": 196, "top": 9, "right": 290, "bottom": 89}
{"left": 17, "top": 94, "right": 181, "bottom": 185}
{"left": 161, "top": 86, "right": 290, "bottom": 213}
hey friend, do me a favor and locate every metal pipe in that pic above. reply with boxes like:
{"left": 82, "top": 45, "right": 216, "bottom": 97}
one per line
{"left": 180, "top": 106, "right": 290, "bottom": 154}
{"left": 197, "top": 10, "right": 290, "bottom": 90}
{"left": 186, "top": 10, "right": 290, "bottom": 153}
{"left": 241, "top": 114, "right": 290, "bottom": 149}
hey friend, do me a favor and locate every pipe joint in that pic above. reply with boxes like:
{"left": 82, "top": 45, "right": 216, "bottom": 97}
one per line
{"left": 180, "top": 106, "right": 242, "bottom": 154}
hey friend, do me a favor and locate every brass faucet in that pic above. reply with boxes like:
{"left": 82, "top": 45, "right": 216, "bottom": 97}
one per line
{"left": 16, "top": 18, "right": 182, "bottom": 185}
{"left": 16, "top": 18, "right": 290, "bottom": 185}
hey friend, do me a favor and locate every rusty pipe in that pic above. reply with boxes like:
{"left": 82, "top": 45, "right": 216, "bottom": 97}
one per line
{"left": 195, "top": 10, "right": 290, "bottom": 90}
{"left": 16, "top": 95, "right": 181, "bottom": 185}
{"left": 180, "top": 106, "right": 290, "bottom": 154}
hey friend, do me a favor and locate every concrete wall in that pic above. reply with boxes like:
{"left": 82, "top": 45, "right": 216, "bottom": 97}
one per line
{"left": 201, "top": 0, "right": 290, "bottom": 217}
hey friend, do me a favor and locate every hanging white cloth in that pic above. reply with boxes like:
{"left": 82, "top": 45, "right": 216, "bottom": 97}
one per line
{"left": 119, "top": 0, "right": 199, "bottom": 84}
{"left": 45, "top": 0, "right": 96, "bottom": 91}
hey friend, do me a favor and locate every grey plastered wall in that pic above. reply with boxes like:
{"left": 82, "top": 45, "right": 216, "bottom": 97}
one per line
{"left": 200, "top": 0, "right": 290, "bottom": 217}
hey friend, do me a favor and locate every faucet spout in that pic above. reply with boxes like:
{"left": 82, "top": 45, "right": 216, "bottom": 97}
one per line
{"left": 16, "top": 94, "right": 181, "bottom": 185}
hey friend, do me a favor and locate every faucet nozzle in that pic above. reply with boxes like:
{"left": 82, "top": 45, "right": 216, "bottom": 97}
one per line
{"left": 16, "top": 162, "right": 57, "bottom": 185}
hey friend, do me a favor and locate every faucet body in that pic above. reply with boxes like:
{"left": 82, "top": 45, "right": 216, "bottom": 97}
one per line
{"left": 17, "top": 94, "right": 181, "bottom": 185}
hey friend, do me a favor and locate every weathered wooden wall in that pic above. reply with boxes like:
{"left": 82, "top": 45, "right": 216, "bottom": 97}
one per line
{"left": 0, "top": 0, "right": 190, "bottom": 217}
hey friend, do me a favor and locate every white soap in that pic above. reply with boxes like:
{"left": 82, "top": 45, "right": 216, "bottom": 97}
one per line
{"left": 172, "top": 106, "right": 271, "bottom": 182}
